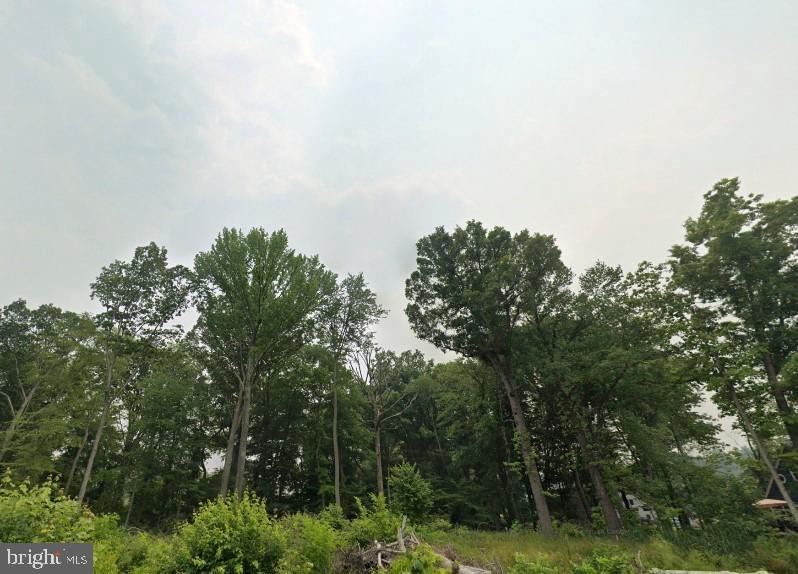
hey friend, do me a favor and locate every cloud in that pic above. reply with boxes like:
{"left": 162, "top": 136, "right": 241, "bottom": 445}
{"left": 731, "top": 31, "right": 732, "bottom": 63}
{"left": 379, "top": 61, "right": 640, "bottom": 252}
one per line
{"left": 89, "top": 0, "right": 331, "bottom": 200}
{"left": 2, "top": 0, "right": 798, "bottom": 366}
{"left": 162, "top": 0, "right": 330, "bottom": 198}
{"left": 319, "top": 168, "right": 477, "bottom": 205}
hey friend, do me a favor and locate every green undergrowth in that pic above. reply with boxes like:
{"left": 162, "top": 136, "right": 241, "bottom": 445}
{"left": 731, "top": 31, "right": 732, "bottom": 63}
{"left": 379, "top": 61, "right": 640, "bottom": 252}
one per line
{"left": 1, "top": 474, "right": 795, "bottom": 574}
{"left": 424, "top": 527, "right": 798, "bottom": 574}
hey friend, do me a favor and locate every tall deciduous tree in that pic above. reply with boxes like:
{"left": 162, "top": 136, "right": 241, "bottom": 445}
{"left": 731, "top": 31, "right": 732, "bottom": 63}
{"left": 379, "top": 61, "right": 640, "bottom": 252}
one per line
{"left": 320, "top": 273, "right": 385, "bottom": 506}
{"left": 81, "top": 243, "right": 190, "bottom": 504}
{"left": 672, "top": 178, "right": 798, "bottom": 453}
{"left": 680, "top": 306, "right": 798, "bottom": 525}
{"left": 193, "top": 228, "right": 334, "bottom": 497}
{"left": 349, "top": 344, "right": 427, "bottom": 496}
{"left": 405, "top": 221, "right": 564, "bottom": 536}
{"left": 0, "top": 301, "right": 94, "bottom": 471}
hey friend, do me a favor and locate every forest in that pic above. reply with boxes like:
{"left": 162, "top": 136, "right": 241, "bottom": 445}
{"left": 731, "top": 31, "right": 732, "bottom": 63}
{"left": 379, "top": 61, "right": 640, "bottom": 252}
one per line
{"left": 1, "top": 178, "right": 797, "bottom": 574}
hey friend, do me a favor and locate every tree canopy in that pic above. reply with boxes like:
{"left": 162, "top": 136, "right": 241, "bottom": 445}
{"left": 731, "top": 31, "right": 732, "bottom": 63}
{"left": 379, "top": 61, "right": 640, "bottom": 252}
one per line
{"left": 1, "top": 184, "right": 796, "bottom": 538}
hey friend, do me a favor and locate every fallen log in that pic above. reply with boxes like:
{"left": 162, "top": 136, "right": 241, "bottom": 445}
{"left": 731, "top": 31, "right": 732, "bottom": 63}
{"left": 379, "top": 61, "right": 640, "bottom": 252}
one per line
{"left": 337, "top": 514, "right": 491, "bottom": 573}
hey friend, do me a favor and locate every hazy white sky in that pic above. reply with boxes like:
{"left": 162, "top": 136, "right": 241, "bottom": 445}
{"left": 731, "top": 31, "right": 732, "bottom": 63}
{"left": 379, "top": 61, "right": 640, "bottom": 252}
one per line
{"left": 1, "top": 0, "right": 796, "bottom": 401}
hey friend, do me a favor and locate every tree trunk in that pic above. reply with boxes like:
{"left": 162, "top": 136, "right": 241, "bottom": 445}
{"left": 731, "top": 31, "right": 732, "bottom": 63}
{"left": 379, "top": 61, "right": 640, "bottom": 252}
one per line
{"left": 64, "top": 426, "right": 90, "bottom": 494}
{"left": 492, "top": 362, "right": 553, "bottom": 536}
{"left": 234, "top": 376, "right": 252, "bottom": 497}
{"left": 573, "top": 468, "right": 592, "bottom": 523}
{"left": 220, "top": 385, "right": 244, "bottom": 497}
{"left": 78, "top": 349, "right": 114, "bottom": 504}
{"left": 762, "top": 352, "right": 798, "bottom": 454}
{"left": 576, "top": 428, "right": 623, "bottom": 535}
{"left": 0, "top": 383, "right": 40, "bottom": 462}
{"left": 375, "top": 418, "right": 384, "bottom": 497}
{"left": 124, "top": 490, "right": 136, "bottom": 527}
{"left": 332, "top": 384, "right": 342, "bottom": 506}
{"left": 728, "top": 380, "right": 798, "bottom": 525}
{"left": 495, "top": 385, "right": 521, "bottom": 524}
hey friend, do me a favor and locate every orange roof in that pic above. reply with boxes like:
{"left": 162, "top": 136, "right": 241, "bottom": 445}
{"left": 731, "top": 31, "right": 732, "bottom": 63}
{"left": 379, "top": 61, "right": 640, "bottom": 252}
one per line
{"left": 755, "top": 498, "right": 788, "bottom": 509}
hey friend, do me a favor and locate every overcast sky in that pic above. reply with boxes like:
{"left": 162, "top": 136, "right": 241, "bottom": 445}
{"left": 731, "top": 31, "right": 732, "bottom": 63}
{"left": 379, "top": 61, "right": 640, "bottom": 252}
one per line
{"left": 2, "top": 0, "right": 797, "bottom": 409}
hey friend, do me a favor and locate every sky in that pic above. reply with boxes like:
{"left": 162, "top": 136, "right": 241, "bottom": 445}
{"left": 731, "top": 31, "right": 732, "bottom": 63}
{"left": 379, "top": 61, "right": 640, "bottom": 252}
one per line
{"left": 2, "top": 1, "right": 797, "bottom": 447}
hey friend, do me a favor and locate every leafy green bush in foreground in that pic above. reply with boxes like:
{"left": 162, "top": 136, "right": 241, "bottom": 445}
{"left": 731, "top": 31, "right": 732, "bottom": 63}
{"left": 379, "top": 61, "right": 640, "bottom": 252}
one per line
{"left": 388, "top": 545, "right": 447, "bottom": 574}
{"left": 2, "top": 474, "right": 796, "bottom": 574}
{"left": 0, "top": 473, "right": 108, "bottom": 543}
{"left": 171, "top": 492, "right": 285, "bottom": 574}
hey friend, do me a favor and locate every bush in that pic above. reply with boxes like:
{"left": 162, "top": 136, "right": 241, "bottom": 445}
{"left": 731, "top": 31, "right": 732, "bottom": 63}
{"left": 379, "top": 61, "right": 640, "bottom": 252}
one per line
{"left": 553, "top": 520, "right": 586, "bottom": 538}
{"left": 172, "top": 492, "right": 286, "bottom": 574}
{"left": 279, "top": 513, "right": 338, "bottom": 574}
{"left": 344, "top": 494, "right": 403, "bottom": 547}
{"left": 572, "top": 548, "right": 632, "bottom": 574}
{"left": 318, "top": 503, "right": 347, "bottom": 530}
{"left": 509, "top": 553, "right": 561, "bottom": 574}
{"left": 745, "top": 534, "right": 798, "bottom": 574}
{"left": 275, "top": 549, "right": 313, "bottom": 574}
{"left": 388, "top": 545, "right": 447, "bottom": 574}
{"left": 416, "top": 517, "right": 453, "bottom": 538}
{"left": 0, "top": 472, "right": 116, "bottom": 543}
{"left": 388, "top": 463, "right": 433, "bottom": 523}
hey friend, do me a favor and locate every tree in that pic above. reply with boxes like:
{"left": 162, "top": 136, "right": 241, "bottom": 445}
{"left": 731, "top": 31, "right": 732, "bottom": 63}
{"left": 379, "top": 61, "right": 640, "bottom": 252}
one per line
{"left": 0, "top": 301, "right": 95, "bottom": 476}
{"left": 319, "top": 273, "right": 385, "bottom": 507}
{"left": 121, "top": 345, "right": 211, "bottom": 527}
{"left": 391, "top": 360, "right": 529, "bottom": 528}
{"left": 349, "top": 344, "right": 427, "bottom": 497}
{"left": 672, "top": 178, "right": 798, "bottom": 453}
{"left": 193, "top": 228, "right": 334, "bottom": 497}
{"left": 81, "top": 242, "right": 190, "bottom": 504}
{"left": 405, "top": 221, "right": 566, "bottom": 535}
{"left": 387, "top": 462, "right": 433, "bottom": 522}
{"left": 679, "top": 305, "right": 798, "bottom": 525}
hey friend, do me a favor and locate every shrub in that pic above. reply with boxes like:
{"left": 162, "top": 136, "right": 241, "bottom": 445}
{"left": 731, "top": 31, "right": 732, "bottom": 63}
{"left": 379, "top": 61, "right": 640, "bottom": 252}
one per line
{"left": 279, "top": 513, "right": 339, "bottom": 574}
{"left": 275, "top": 549, "right": 313, "bottom": 574}
{"left": 388, "top": 463, "right": 433, "bottom": 523}
{"left": 572, "top": 548, "right": 632, "bottom": 574}
{"left": 509, "top": 553, "right": 561, "bottom": 574}
{"left": 130, "top": 536, "right": 177, "bottom": 574}
{"left": 318, "top": 503, "right": 347, "bottom": 530}
{"left": 93, "top": 541, "right": 121, "bottom": 574}
{"left": 0, "top": 472, "right": 116, "bottom": 543}
{"left": 416, "top": 517, "right": 453, "bottom": 538}
{"left": 745, "top": 534, "right": 798, "bottom": 574}
{"left": 114, "top": 532, "right": 151, "bottom": 572}
{"left": 344, "top": 494, "right": 403, "bottom": 547}
{"left": 388, "top": 545, "right": 447, "bottom": 574}
{"left": 172, "top": 492, "right": 286, "bottom": 574}
{"left": 553, "top": 520, "right": 585, "bottom": 538}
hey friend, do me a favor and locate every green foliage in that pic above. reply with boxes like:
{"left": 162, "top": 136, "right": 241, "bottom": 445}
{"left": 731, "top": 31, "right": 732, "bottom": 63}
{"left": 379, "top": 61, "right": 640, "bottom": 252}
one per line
{"left": 571, "top": 549, "right": 632, "bottom": 574}
{"left": 318, "top": 503, "right": 347, "bottom": 530}
{"left": 0, "top": 473, "right": 104, "bottom": 542}
{"left": 388, "top": 545, "right": 447, "bottom": 574}
{"left": 589, "top": 507, "right": 606, "bottom": 534}
{"left": 745, "top": 535, "right": 798, "bottom": 574}
{"left": 388, "top": 462, "right": 433, "bottom": 522}
{"left": 416, "top": 517, "right": 454, "bottom": 537}
{"left": 278, "top": 513, "right": 338, "bottom": 574}
{"left": 344, "top": 494, "right": 403, "bottom": 547}
{"left": 553, "top": 521, "right": 586, "bottom": 538}
{"left": 171, "top": 492, "right": 286, "bottom": 574}
{"left": 275, "top": 549, "right": 313, "bottom": 574}
{"left": 3, "top": 211, "right": 797, "bottom": 564}
{"left": 91, "top": 242, "right": 190, "bottom": 344}
{"left": 509, "top": 553, "right": 561, "bottom": 574}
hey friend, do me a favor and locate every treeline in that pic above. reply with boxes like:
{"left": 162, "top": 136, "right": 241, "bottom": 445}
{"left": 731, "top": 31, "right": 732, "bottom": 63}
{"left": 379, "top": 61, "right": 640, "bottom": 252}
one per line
{"left": 1, "top": 177, "right": 796, "bottom": 532}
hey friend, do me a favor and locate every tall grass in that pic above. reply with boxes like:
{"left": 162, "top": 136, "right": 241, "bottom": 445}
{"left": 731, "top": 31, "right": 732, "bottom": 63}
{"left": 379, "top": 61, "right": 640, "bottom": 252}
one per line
{"left": 423, "top": 527, "right": 798, "bottom": 574}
